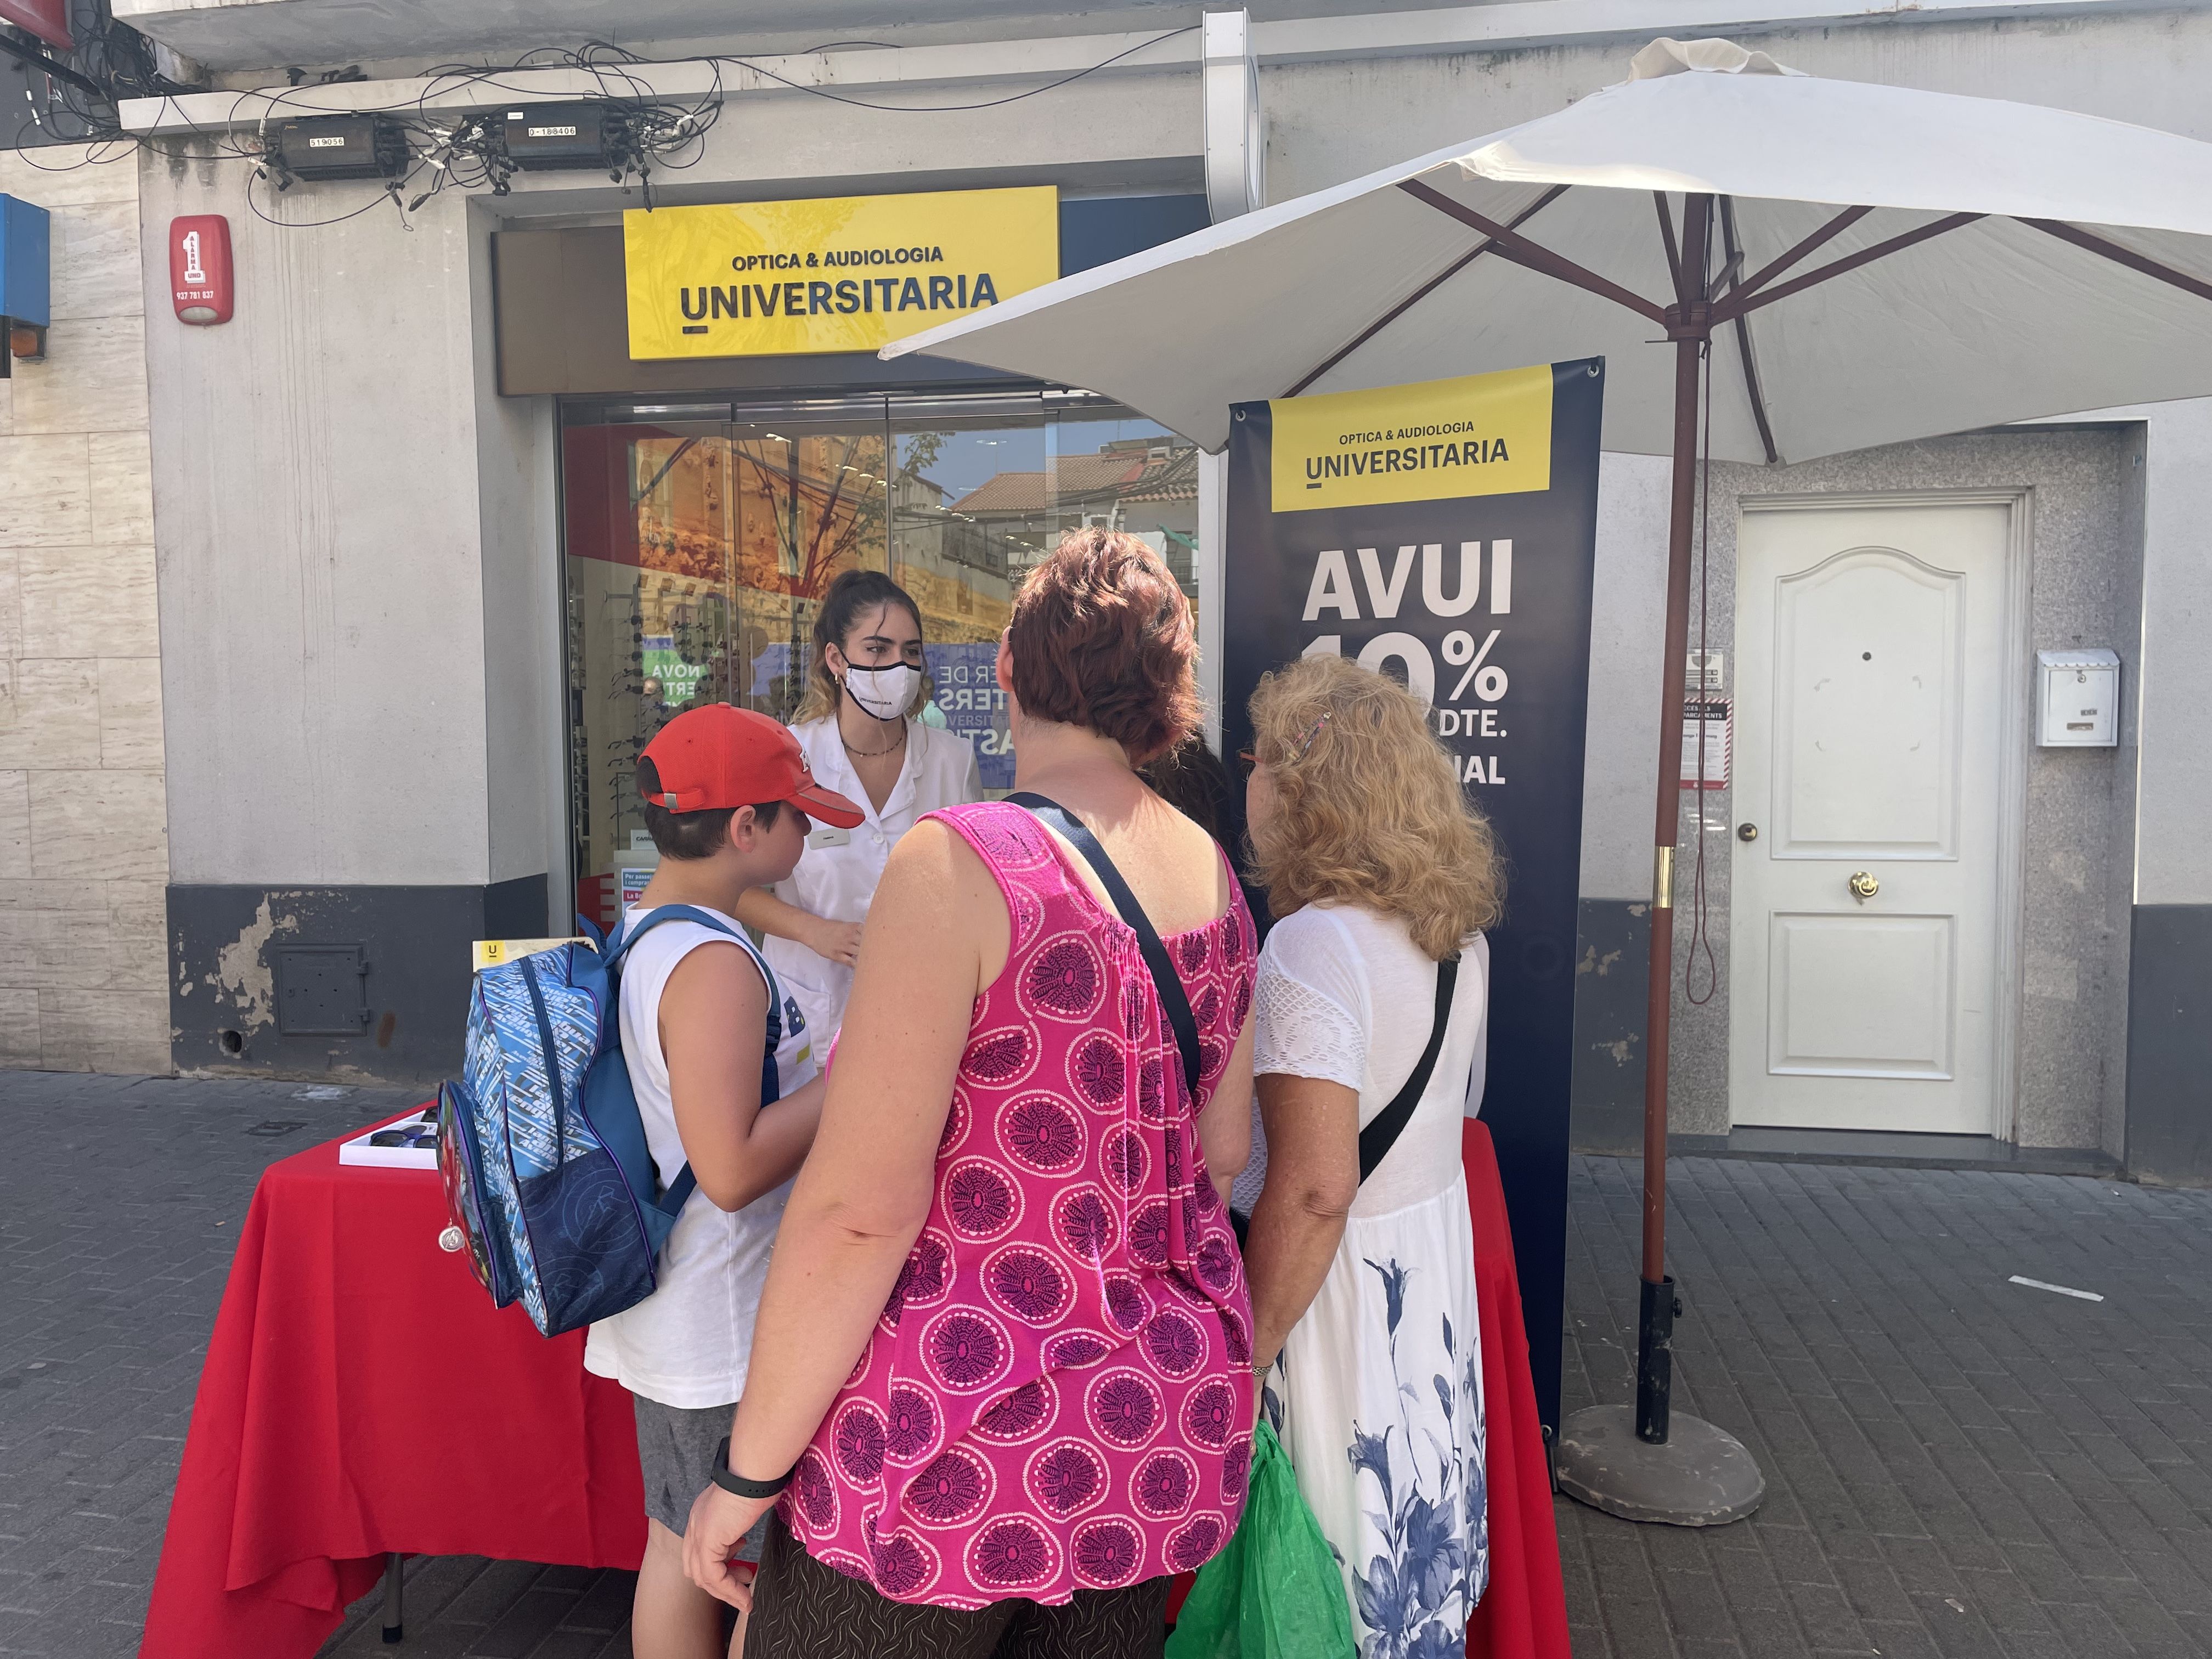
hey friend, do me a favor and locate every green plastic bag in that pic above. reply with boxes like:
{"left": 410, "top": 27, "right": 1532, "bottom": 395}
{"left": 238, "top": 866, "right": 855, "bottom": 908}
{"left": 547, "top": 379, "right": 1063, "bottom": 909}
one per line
{"left": 1166, "top": 1420, "right": 1357, "bottom": 1659}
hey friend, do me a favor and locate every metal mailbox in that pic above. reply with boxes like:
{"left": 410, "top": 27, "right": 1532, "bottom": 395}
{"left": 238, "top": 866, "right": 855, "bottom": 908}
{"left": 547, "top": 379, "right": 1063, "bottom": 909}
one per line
{"left": 2036, "top": 648, "right": 2120, "bottom": 748}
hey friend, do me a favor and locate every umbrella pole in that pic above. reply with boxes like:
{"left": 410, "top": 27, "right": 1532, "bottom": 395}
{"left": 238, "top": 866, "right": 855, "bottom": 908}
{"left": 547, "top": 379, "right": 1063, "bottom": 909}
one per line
{"left": 1634, "top": 325, "right": 1706, "bottom": 1445}
{"left": 1554, "top": 194, "right": 1763, "bottom": 1526}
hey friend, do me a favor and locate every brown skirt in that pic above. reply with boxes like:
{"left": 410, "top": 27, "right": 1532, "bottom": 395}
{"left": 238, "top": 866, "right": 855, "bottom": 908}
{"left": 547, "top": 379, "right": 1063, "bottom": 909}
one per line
{"left": 744, "top": 1511, "right": 1174, "bottom": 1659}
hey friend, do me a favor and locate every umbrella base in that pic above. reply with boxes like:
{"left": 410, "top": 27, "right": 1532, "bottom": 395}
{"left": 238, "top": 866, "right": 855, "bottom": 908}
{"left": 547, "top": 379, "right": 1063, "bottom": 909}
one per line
{"left": 1555, "top": 1404, "right": 1765, "bottom": 1526}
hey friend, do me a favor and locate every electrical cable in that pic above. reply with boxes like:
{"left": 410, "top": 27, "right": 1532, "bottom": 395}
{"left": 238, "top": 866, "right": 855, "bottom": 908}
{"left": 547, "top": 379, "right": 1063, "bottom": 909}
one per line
{"left": 9, "top": 0, "right": 252, "bottom": 155}
{"left": 0, "top": 28, "right": 108, "bottom": 99}
{"left": 235, "top": 25, "right": 1188, "bottom": 129}
{"left": 710, "top": 27, "right": 1195, "bottom": 115}
{"left": 1684, "top": 329, "right": 1721, "bottom": 1007}
{"left": 245, "top": 149, "right": 426, "bottom": 228}
{"left": 9, "top": 13, "right": 1199, "bottom": 238}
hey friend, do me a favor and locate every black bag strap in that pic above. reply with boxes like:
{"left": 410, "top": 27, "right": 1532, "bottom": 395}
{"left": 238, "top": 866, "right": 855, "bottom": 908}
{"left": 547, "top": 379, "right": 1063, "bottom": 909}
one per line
{"left": 1357, "top": 955, "right": 1459, "bottom": 1184}
{"left": 1007, "top": 793, "right": 1204, "bottom": 1108}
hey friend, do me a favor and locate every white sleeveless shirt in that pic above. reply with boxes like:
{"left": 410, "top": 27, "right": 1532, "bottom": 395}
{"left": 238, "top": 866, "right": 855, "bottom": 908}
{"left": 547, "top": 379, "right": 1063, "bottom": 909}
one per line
{"left": 582, "top": 905, "right": 814, "bottom": 1408}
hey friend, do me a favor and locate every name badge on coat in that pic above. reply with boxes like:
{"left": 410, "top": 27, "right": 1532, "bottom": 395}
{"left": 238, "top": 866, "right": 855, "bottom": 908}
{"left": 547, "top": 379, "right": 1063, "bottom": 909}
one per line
{"left": 806, "top": 825, "right": 853, "bottom": 849}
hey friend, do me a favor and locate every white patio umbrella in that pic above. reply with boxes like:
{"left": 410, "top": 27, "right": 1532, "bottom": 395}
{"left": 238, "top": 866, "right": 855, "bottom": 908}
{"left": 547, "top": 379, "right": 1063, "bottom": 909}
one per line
{"left": 888, "top": 36, "right": 2212, "bottom": 464}
{"left": 882, "top": 36, "right": 2212, "bottom": 1521}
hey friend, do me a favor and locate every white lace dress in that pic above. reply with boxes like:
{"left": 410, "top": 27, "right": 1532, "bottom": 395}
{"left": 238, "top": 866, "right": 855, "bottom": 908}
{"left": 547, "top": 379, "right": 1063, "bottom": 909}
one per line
{"left": 1250, "top": 903, "right": 1491, "bottom": 1659}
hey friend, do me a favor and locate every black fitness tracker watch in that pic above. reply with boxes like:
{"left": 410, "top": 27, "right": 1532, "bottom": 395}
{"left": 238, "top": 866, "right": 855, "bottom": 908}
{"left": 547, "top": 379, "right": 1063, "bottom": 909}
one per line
{"left": 712, "top": 1436, "right": 794, "bottom": 1500}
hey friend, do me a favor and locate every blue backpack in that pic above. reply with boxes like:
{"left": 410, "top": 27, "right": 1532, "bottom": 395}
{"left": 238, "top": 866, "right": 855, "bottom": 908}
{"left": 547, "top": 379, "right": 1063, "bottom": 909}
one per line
{"left": 436, "top": 906, "right": 783, "bottom": 1338}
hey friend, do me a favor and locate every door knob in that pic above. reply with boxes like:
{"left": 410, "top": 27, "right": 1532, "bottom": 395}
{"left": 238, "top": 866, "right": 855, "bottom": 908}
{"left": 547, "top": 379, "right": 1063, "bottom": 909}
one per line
{"left": 1736, "top": 823, "right": 1758, "bottom": 842}
{"left": 1849, "top": 871, "right": 1880, "bottom": 901}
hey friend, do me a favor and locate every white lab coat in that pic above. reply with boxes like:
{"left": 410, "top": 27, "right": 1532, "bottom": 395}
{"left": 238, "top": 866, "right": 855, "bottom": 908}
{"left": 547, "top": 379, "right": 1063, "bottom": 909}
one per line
{"left": 760, "top": 715, "right": 984, "bottom": 1046}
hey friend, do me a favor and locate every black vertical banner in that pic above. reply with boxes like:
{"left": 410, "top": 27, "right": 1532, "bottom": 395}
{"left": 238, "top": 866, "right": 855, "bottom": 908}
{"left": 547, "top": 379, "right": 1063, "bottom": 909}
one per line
{"left": 1223, "top": 359, "right": 1604, "bottom": 1432}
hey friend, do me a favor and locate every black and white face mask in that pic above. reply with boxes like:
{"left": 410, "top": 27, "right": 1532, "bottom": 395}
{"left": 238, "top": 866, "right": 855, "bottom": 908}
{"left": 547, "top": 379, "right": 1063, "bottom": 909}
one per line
{"left": 844, "top": 662, "right": 921, "bottom": 721}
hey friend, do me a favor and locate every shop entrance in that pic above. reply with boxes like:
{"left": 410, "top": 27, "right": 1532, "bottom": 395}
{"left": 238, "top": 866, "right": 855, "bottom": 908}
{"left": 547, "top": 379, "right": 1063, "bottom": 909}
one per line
{"left": 1729, "top": 498, "right": 2017, "bottom": 1136}
{"left": 559, "top": 390, "right": 1199, "bottom": 928}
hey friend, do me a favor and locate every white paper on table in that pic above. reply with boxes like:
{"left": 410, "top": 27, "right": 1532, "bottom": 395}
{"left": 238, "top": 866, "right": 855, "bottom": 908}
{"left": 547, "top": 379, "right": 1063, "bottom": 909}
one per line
{"left": 337, "top": 1109, "right": 440, "bottom": 1170}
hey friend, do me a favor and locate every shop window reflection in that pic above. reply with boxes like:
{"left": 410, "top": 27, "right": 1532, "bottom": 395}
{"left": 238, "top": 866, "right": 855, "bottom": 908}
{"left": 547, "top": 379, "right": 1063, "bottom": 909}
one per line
{"left": 890, "top": 416, "right": 1040, "bottom": 794}
{"left": 561, "top": 396, "right": 1198, "bottom": 929}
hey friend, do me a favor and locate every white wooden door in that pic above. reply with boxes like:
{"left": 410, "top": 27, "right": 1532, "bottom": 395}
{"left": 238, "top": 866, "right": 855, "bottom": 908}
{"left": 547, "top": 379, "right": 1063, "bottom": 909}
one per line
{"left": 1729, "top": 501, "right": 2010, "bottom": 1134}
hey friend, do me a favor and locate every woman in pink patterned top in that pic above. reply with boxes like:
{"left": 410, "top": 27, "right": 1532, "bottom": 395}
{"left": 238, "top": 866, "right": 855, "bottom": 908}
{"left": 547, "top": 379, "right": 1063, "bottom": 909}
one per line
{"left": 685, "top": 529, "right": 1258, "bottom": 1658}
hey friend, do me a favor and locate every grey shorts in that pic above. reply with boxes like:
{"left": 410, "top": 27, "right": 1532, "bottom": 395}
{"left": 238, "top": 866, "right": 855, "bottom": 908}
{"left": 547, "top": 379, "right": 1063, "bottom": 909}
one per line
{"left": 632, "top": 1394, "right": 772, "bottom": 1560}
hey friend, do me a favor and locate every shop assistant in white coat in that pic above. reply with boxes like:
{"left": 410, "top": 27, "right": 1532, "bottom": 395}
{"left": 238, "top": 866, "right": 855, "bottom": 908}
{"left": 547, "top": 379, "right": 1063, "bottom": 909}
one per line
{"left": 735, "top": 571, "right": 981, "bottom": 1043}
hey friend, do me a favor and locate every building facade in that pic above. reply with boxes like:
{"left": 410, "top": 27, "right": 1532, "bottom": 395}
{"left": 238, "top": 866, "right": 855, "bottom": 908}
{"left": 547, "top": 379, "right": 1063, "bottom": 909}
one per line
{"left": 1, "top": 0, "right": 2205, "bottom": 1177}
{"left": 0, "top": 140, "right": 170, "bottom": 1074}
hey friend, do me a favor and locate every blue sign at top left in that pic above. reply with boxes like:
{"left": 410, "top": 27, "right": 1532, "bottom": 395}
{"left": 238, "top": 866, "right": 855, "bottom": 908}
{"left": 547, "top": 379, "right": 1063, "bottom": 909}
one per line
{"left": 0, "top": 196, "right": 52, "bottom": 328}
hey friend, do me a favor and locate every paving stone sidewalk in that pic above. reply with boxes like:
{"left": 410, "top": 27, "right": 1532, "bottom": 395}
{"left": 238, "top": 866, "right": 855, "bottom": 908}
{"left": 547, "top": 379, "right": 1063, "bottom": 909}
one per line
{"left": 0, "top": 1071, "right": 423, "bottom": 1658}
{"left": 2, "top": 1071, "right": 2209, "bottom": 1657}
{"left": 1560, "top": 1156, "right": 2212, "bottom": 1659}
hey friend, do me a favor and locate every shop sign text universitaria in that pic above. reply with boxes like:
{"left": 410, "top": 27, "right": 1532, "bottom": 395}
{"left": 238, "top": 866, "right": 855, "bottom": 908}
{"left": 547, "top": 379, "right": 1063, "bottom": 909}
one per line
{"left": 624, "top": 186, "right": 1060, "bottom": 358}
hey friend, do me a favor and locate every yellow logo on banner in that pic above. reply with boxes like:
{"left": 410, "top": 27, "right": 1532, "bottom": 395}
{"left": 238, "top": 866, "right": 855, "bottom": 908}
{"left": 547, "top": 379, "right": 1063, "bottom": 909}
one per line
{"left": 1269, "top": 365, "right": 1553, "bottom": 513}
{"left": 624, "top": 186, "right": 1059, "bottom": 359}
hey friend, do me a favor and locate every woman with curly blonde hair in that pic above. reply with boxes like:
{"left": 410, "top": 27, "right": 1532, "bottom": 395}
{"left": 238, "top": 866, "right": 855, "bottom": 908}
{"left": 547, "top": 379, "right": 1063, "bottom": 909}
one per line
{"left": 1240, "top": 653, "right": 1501, "bottom": 1658}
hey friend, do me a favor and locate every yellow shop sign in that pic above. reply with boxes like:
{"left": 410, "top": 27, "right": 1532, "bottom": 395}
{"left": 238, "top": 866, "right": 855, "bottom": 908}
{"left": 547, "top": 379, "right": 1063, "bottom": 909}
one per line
{"left": 1268, "top": 365, "right": 1554, "bottom": 513}
{"left": 624, "top": 186, "right": 1059, "bottom": 359}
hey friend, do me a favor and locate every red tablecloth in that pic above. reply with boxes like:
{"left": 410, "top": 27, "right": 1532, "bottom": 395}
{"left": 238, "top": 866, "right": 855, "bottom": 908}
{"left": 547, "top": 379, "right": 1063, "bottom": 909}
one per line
{"left": 1461, "top": 1118, "right": 1572, "bottom": 1659}
{"left": 139, "top": 1119, "right": 647, "bottom": 1659}
{"left": 140, "top": 1116, "right": 1565, "bottom": 1659}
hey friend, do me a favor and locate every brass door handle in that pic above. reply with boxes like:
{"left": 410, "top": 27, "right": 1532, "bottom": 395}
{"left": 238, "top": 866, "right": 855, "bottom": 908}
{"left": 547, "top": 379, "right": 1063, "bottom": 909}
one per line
{"left": 1849, "top": 871, "right": 1880, "bottom": 901}
{"left": 1737, "top": 822, "right": 1758, "bottom": 842}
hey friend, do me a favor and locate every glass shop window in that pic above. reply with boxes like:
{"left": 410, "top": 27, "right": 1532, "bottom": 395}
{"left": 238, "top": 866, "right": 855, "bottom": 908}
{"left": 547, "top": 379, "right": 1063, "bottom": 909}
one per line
{"left": 560, "top": 392, "right": 1198, "bottom": 927}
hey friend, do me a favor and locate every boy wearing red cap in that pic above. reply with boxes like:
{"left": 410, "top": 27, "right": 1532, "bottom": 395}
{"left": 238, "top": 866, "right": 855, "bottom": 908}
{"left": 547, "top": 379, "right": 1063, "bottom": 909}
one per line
{"left": 583, "top": 704, "right": 865, "bottom": 1659}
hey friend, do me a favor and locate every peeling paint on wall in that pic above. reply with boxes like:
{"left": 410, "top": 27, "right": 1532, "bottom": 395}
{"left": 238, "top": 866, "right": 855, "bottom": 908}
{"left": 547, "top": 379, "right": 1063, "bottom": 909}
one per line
{"left": 170, "top": 878, "right": 545, "bottom": 1085}
{"left": 210, "top": 897, "right": 298, "bottom": 1032}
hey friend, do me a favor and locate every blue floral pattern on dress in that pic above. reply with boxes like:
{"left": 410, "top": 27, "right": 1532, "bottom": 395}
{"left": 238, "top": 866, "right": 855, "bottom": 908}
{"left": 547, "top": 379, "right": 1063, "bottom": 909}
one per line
{"left": 1338, "top": 1256, "right": 1488, "bottom": 1659}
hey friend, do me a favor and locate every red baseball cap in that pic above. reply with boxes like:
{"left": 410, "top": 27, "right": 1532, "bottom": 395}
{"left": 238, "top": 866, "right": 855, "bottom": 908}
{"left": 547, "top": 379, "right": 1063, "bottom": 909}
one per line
{"left": 640, "top": 704, "right": 864, "bottom": 829}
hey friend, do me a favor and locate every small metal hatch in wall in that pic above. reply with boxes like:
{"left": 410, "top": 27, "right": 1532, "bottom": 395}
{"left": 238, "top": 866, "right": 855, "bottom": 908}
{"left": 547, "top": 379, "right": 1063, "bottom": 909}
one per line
{"left": 273, "top": 944, "right": 372, "bottom": 1034}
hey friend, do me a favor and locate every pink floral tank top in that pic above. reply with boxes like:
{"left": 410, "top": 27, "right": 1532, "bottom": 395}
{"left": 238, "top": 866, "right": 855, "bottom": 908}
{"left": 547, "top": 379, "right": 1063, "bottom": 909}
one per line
{"left": 782, "top": 802, "right": 1258, "bottom": 1609}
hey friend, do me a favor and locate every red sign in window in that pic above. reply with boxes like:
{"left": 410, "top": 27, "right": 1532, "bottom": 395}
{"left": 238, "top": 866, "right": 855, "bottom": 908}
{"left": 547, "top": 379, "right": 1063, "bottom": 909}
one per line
{"left": 0, "top": 1, "right": 73, "bottom": 50}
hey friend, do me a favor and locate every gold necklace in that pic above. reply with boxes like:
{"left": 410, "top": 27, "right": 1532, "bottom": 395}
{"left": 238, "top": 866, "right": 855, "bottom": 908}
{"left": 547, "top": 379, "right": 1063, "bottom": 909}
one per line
{"left": 842, "top": 720, "right": 908, "bottom": 760}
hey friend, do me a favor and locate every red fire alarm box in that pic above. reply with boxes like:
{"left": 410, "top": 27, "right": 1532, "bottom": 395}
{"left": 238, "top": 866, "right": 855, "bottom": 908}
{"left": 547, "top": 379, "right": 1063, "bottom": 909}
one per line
{"left": 169, "top": 216, "right": 233, "bottom": 326}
